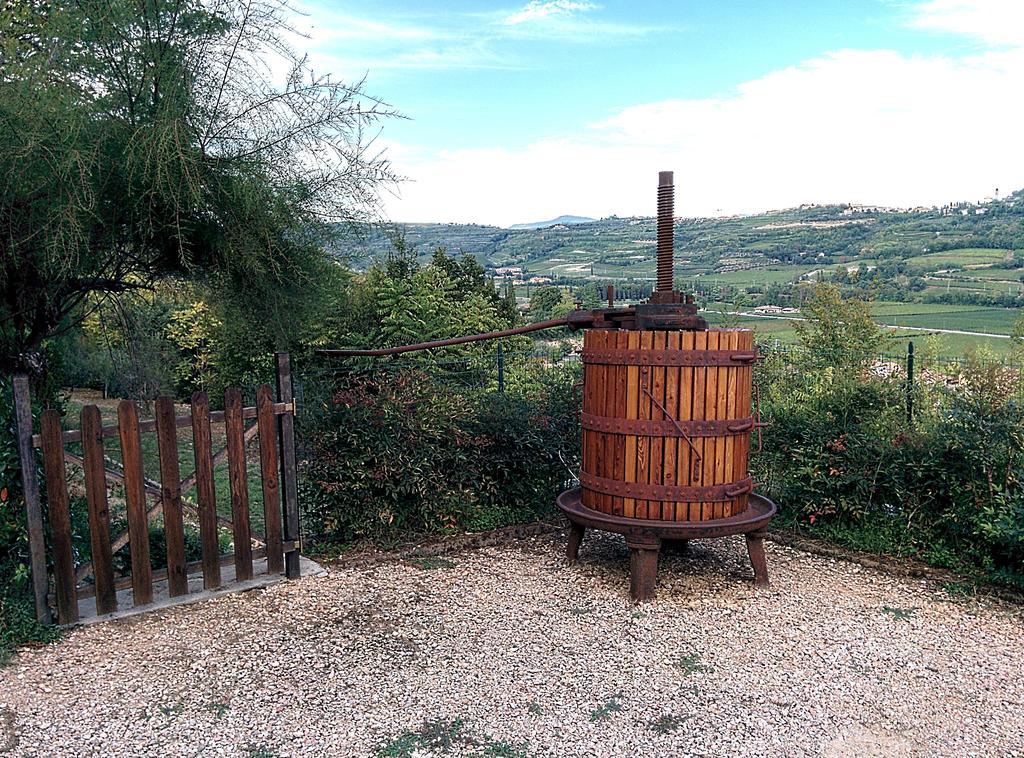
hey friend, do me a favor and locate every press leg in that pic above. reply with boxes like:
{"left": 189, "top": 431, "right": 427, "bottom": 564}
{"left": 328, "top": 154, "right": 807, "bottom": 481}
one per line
{"left": 627, "top": 538, "right": 661, "bottom": 602}
{"left": 566, "top": 522, "right": 586, "bottom": 564}
{"left": 745, "top": 530, "right": 769, "bottom": 588}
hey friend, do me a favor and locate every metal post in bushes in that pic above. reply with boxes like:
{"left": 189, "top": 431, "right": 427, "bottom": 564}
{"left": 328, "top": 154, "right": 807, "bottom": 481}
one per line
{"left": 906, "top": 341, "right": 914, "bottom": 426}
{"left": 497, "top": 343, "right": 505, "bottom": 394}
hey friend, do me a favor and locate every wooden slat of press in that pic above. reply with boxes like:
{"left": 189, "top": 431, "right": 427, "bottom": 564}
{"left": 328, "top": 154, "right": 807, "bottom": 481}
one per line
{"left": 117, "top": 401, "right": 153, "bottom": 606}
{"left": 606, "top": 331, "right": 622, "bottom": 514}
{"left": 154, "top": 397, "right": 188, "bottom": 597}
{"left": 612, "top": 331, "right": 628, "bottom": 517}
{"left": 636, "top": 330, "right": 654, "bottom": 519}
{"left": 581, "top": 331, "right": 596, "bottom": 511}
{"left": 225, "top": 388, "right": 254, "bottom": 581}
{"left": 597, "top": 331, "right": 612, "bottom": 515}
{"left": 257, "top": 385, "right": 285, "bottom": 574}
{"left": 81, "top": 406, "right": 117, "bottom": 616}
{"left": 597, "top": 331, "right": 613, "bottom": 515}
{"left": 723, "top": 332, "right": 738, "bottom": 518}
{"left": 688, "top": 331, "right": 707, "bottom": 521}
{"left": 649, "top": 331, "right": 666, "bottom": 519}
{"left": 623, "top": 330, "right": 640, "bottom": 518}
{"left": 40, "top": 411, "right": 78, "bottom": 624}
{"left": 663, "top": 332, "right": 680, "bottom": 521}
{"left": 702, "top": 331, "right": 722, "bottom": 521}
{"left": 714, "top": 332, "right": 732, "bottom": 519}
{"left": 605, "top": 332, "right": 618, "bottom": 516}
{"left": 190, "top": 392, "right": 221, "bottom": 589}
{"left": 677, "top": 331, "right": 696, "bottom": 521}
{"left": 738, "top": 330, "right": 754, "bottom": 513}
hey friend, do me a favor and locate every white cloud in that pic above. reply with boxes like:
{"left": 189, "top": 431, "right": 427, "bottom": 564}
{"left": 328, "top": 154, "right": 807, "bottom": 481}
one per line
{"left": 909, "top": 0, "right": 1024, "bottom": 47}
{"left": 385, "top": 47, "right": 1024, "bottom": 225}
{"left": 503, "top": 1, "right": 598, "bottom": 26}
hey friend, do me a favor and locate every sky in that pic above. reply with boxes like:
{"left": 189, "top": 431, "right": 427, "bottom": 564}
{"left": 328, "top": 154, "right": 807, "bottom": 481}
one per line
{"left": 294, "top": 0, "right": 1024, "bottom": 226}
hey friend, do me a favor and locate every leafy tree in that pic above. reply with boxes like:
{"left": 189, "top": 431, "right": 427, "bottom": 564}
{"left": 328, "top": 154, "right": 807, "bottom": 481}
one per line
{"left": 793, "top": 284, "right": 882, "bottom": 370}
{"left": 0, "top": 0, "right": 396, "bottom": 374}
{"left": 529, "top": 286, "right": 565, "bottom": 322}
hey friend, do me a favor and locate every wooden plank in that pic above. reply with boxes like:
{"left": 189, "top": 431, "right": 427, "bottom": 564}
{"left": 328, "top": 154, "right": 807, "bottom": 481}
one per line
{"left": 117, "top": 400, "right": 153, "bottom": 606}
{"left": 276, "top": 353, "right": 302, "bottom": 579}
{"left": 154, "top": 397, "right": 188, "bottom": 597}
{"left": 638, "top": 331, "right": 656, "bottom": 519}
{"left": 581, "top": 331, "right": 595, "bottom": 510}
{"left": 39, "top": 410, "right": 78, "bottom": 624}
{"left": 600, "top": 331, "right": 616, "bottom": 515}
{"left": 257, "top": 385, "right": 285, "bottom": 574}
{"left": 589, "top": 332, "right": 605, "bottom": 513}
{"left": 81, "top": 406, "right": 117, "bottom": 615}
{"left": 623, "top": 331, "right": 640, "bottom": 519}
{"left": 722, "top": 332, "right": 737, "bottom": 518}
{"left": 612, "top": 331, "right": 628, "bottom": 517}
{"left": 714, "top": 332, "right": 731, "bottom": 519}
{"left": 677, "top": 331, "right": 696, "bottom": 521}
{"left": 738, "top": 330, "right": 753, "bottom": 514}
{"left": 12, "top": 376, "right": 51, "bottom": 624}
{"left": 224, "top": 388, "right": 253, "bottom": 582}
{"left": 190, "top": 392, "right": 222, "bottom": 589}
{"left": 702, "top": 331, "right": 721, "bottom": 521}
{"left": 689, "top": 331, "right": 707, "bottom": 521}
{"left": 663, "top": 332, "right": 680, "bottom": 521}
{"left": 31, "top": 403, "right": 293, "bottom": 448}
{"left": 649, "top": 331, "right": 666, "bottom": 519}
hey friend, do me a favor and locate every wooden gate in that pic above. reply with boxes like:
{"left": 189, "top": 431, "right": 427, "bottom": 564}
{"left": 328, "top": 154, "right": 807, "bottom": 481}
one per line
{"left": 13, "top": 353, "right": 302, "bottom": 626}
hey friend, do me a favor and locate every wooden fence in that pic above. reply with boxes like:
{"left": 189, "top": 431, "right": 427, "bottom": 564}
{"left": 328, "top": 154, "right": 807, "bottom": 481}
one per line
{"left": 14, "top": 353, "right": 302, "bottom": 626}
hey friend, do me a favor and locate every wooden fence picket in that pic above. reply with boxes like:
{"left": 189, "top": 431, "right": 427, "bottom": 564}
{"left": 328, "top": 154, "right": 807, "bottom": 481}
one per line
{"left": 155, "top": 397, "right": 188, "bottom": 597}
{"left": 117, "top": 400, "right": 154, "bottom": 606}
{"left": 224, "top": 388, "right": 253, "bottom": 582}
{"left": 190, "top": 391, "right": 222, "bottom": 590}
{"left": 39, "top": 410, "right": 78, "bottom": 624}
{"left": 257, "top": 384, "right": 284, "bottom": 574}
{"left": 81, "top": 406, "right": 117, "bottom": 615}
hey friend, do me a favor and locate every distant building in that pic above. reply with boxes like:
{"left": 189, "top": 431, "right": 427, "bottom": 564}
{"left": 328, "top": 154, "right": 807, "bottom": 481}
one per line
{"left": 494, "top": 266, "right": 523, "bottom": 277}
{"left": 528, "top": 276, "right": 552, "bottom": 284}
{"left": 753, "top": 305, "right": 784, "bottom": 315}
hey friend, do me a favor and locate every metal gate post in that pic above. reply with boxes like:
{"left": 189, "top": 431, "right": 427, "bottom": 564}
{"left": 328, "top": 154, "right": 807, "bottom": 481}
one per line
{"left": 906, "top": 341, "right": 914, "bottom": 426}
{"left": 275, "top": 352, "right": 302, "bottom": 579}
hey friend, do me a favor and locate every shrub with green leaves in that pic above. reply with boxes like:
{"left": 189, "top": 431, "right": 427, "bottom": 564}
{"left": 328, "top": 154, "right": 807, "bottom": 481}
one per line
{"left": 754, "top": 341, "right": 1024, "bottom": 587}
{"left": 300, "top": 360, "right": 580, "bottom": 543}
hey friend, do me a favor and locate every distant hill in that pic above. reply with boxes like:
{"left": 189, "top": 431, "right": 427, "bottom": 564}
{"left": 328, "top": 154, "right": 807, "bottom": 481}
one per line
{"left": 508, "top": 215, "right": 596, "bottom": 230}
{"left": 331, "top": 189, "right": 1024, "bottom": 299}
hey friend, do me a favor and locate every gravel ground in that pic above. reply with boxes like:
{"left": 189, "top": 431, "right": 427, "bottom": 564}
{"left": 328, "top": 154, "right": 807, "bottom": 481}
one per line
{"left": 2, "top": 531, "right": 1023, "bottom": 757}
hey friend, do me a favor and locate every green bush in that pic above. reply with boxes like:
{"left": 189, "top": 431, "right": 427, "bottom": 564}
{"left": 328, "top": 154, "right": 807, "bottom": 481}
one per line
{"left": 753, "top": 348, "right": 1024, "bottom": 587}
{"left": 299, "top": 360, "right": 581, "bottom": 544}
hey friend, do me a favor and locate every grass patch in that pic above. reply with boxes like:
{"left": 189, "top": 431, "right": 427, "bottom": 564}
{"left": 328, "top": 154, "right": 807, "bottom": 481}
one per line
{"left": 674, "top": 653, "right": 710, "bottom": 676}
{"left": 408, "top": 556, "right": 457, "bottom": 570}
{"left": 375, "top": 718, "right": 525, "bottom": 758}
{"left": 881, "top": 605, "right": 917, "bottom": 622}
{"left": 376, "top": 718, "right": 468, "bottom": 757}
{"left": 589, "top": 694, "right": 623, "bottom": 722}
{"left": 649, "top": 714, "right": 688, "bottom": 735}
